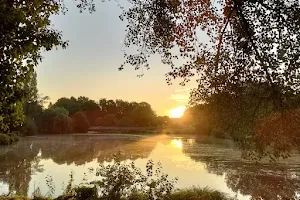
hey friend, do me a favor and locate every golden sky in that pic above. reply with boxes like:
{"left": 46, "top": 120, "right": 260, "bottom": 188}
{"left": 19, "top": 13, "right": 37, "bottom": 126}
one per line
{"left": 37, "top": 1, "right": 199, "bottom": 116}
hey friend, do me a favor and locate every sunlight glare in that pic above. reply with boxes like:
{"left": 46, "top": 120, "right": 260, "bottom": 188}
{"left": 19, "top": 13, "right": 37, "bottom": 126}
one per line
{"left": 169, "top": 106, "right": 185, "bottom": 118}
{"left": 171, "top": 139, "right": 183, "bottom": 149}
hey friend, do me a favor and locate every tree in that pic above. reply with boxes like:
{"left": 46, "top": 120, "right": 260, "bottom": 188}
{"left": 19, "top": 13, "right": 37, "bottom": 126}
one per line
{"left": 0, "top": 0, "right": 68, "bottom": 132}
{"left": 129, "top": 102, "right": 156, "bottom": 126}
{"left": 41, "top": 107, "right": 73, "bottom": 134}
{"left": 22, "top": 72, "right": 50, "bottom": 135}
{"left": 120, "top": 0, "right": 300, "bottom": 158}
{"left": 72, "top": 111, "right": 89, "bottom": 133}
{"left": 0, "top": 0, "right": 95, "bottom": 133}
{"left": 53, "top": 97, "right": 80, "bottom": 115}
{"left": 94, "top": 114, "right": 117, "bottom": 127}
{"left": 116, "top": 116, "right": 135, "bottom": 127}
{"left": 77, "top": 96, "right": 99, "bottom": 111}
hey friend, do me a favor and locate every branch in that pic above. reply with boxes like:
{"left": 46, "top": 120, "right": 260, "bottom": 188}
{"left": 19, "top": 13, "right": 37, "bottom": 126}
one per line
{"left": 215, "top": 7, "right": 235, "bottom": 71}
{"left": 233, "top": 0, "right": 284, "bottom": 109}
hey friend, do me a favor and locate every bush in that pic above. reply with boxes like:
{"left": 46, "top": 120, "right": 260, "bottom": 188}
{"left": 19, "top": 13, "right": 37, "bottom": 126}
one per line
{"left": 8, "top": 133, "right": 19, "bottom": 143}
{"left": 22, "top": 117, "right": 38, "bottom": 136}
{"left": 0, "top": 133, "right": 11, "bottom": 145}
{"left": 72, "top": 112, "right": 89, "bottom": 133}
{"left": 169, "top": 187, "right": 234, "bottom": 200}
{"left": 74, "top": 186, "right": 98, "bottom": 200}
{"left": 0, "top": 196, "right": 30, "bottom": 200}
{"left": 93, "top": 157, "right": 177, "bottom": 200}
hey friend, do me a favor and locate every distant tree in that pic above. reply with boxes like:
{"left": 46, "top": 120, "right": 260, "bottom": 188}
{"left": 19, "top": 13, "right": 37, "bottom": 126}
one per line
{"left": 115, "top": 99, "right": 131, "bottom": 117}
{"left": 129, "top": 102, "right": 156, "bottom": 126}
{"left": 21, "top": 118, "right": 38, "bottom": 136}
{"left": 93, "top": 117, "right": 104, "bottom": 127}
{"left": 22, "top": 72, "right": 50, "bottom": 135}
{"left": 77, "top": 96, "right": 99, "bottom": 111}
{"left": 53, "top": 97, "right": 99, "bottom": 118}
{"left": 153, "top": 116, "right": 170, "bottom": 127}
{"left": 93, "top": 114, "right": 117, "bottom": 127}
{"left": 41, "top": 107, "right": 72, "bottom": 134}
{"left": 72, "top": 111, "right": 89, "bottom": 133}
{"left": 116, "top": 117, "right": 135, "bottom": 127}
{"left": 53, "top": 97, "right": 80, "bottom": 115}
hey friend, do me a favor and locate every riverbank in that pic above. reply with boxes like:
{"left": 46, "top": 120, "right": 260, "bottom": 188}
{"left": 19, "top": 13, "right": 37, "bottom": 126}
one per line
{"left": 0, "top": 187, "right": 235, "bottom": 200}
{"left": 88, "top": 126, "right": 196, "bottom": 135}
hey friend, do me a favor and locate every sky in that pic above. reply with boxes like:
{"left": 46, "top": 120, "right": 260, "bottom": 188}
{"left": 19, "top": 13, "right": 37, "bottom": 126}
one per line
{"left": 37, "top": 0, "right": 198, "bottom": 116}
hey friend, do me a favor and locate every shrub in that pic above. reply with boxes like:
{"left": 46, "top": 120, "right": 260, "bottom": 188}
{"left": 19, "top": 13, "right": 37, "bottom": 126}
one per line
{"left": 22, "top": 117, "right": 38, "bottom": 136}
{"left": 169, "top": 187, "right": 234, "bottom": 200}
{"left": 0, "top": 133, "right": 11, "bottom": 145}
{"left": 72, "top": 112, "right": 89, "bottom": 133}
{"left": 8, "top": 133, "right": 19, "bottom": 143}
{"left": 0, "top": 196, "right": 30, "bottom": 200}
{"left": 92, "top": 156, "right": 177, "bottom": 200}
{"left": 74, "top": 186, "right": 98, "bottom": 200}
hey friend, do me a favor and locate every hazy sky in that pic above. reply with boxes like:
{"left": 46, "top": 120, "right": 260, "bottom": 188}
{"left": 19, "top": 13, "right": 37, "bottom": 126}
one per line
{"left": 37, "top": 0, "right": 198, "bottom": 116}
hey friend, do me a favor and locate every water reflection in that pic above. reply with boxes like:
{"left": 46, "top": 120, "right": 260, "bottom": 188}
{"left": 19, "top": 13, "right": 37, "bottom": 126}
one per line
{"left": 0, "top": 135, "right": 299, "bottom": 199}
{"left": 0, "top": 135, "right": 156, "bottom": 196}
{"left": 181, "top": 139, "right": 300, "bottom": 200}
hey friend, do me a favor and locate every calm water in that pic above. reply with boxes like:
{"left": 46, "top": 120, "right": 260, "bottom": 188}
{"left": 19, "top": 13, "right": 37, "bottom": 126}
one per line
{"left": 0, "top": 134, "right": 300, "bottom": 199}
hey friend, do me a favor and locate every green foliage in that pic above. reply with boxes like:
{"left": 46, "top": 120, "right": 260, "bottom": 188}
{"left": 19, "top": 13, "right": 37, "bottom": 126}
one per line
{"left": 53, "top": 97, "right": 98, "bottom": 115}
{"left": 0, "top": 196, "right": 30, "bottom": 200}
{"left": 21, "top": 118, "right": 38, "bottom": 136}
{"left": 41, "top": 107, "right": 73, "bottom": 134}
{"left": 0, "top": 133, "right": 19, "bottom": 145}
{"left": 119, "top": 0, "right": 300, "bottom": 158}
{"left": 0, "top": 133, "right": 11, "bottom": 145}
{"left": 128, "top": 102, "right": 156, "bottom": 127}
{"left": 72, "top": 112, "right": 89, "bottom": 133}
{"left": 0, "top": 0, "right": 69, "bottom": 132}
{"left": 0, "top": 187, "right": 234, "bottom": 200}
{"left": 73, "top": 186, "right": 98, "bottom": 200}
{"left": 0, "top": 0, "right": 95, "bottom": 133}
{"left": 7, "top": 133, "right": 19, "bottom": 143}
{"left": 0, "top": 101, "right": 25, "bottom": 133}
{"left": 169, "top": 187, "right": 235, "bottom": 200}
{"left": 92, "top": 157, "right": 177, "bottom": 200}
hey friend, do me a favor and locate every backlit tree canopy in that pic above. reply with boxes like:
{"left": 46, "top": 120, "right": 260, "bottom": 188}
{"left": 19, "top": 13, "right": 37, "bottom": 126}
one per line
{"left": 121, "top": 0, "right": 300, "bottom": 99}
{"left": 120, "top": 0, "right": 300, "bottom": 158}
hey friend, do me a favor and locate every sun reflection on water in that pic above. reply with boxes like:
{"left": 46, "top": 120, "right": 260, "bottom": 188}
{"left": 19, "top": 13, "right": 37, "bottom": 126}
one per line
{"left": 171, "top": 139, "right": 183, "bottom": 149}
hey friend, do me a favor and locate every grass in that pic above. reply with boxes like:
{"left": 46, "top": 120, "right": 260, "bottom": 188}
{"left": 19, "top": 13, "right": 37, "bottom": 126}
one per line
{"left": 0, "top": 187, "right": 235, "bottom": 200}
{"left": 170, "top": 187, "right": 236, "bottom": 200}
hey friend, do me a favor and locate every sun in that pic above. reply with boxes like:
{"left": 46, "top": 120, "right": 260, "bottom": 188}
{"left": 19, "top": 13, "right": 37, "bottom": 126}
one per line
{"left": 169, "top": 106, "right": 186, "bottom": 118}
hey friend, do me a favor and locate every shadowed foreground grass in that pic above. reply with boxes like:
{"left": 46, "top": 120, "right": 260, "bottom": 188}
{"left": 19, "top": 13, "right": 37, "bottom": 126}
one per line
{"left": 0, "top": 187, "right": 234, "bottom": 200}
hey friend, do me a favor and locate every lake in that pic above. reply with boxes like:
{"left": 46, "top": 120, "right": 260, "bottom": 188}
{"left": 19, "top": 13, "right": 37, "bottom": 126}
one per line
{"left": 0, "top": 134, "right": 299, "bottom": 199}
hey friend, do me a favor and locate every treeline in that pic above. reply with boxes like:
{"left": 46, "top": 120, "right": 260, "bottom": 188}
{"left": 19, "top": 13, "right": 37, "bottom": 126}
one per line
{"left": 182, "top": 82, "right": 300, "bottom": 158}
{"left": 24, "top": 96, "right": 170, "bottom": 135}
